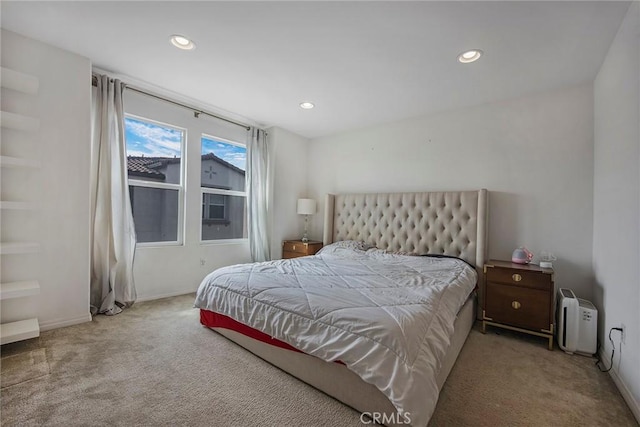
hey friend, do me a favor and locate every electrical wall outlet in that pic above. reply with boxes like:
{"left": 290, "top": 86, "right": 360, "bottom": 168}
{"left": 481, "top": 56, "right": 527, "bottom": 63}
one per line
{"left": 621, "top": 323, "right": 626, "bottom": 344}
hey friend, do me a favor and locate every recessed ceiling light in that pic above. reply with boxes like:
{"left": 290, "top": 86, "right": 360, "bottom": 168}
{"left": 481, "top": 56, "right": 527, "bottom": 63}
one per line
{"left": 300, "top": 102, "right": 315, "bottom": 109}
{"left": 170, "top": 35, "right": 195, "bottom": 50}
{"left": 457, "top": 49, "right": 483, "bottom": 64}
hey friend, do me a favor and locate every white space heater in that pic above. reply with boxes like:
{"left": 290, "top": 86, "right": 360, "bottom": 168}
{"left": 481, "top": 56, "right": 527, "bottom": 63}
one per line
{"left": 556, "top": 288, "right": 598, "bottom": 356}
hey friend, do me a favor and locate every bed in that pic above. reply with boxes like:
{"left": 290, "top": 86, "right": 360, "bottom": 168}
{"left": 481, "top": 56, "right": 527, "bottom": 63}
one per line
{"left": 195, "top": 189, "right": 488, "bottom": 427}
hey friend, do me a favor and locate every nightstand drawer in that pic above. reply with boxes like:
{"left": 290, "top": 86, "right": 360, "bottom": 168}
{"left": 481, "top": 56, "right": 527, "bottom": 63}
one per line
{"left": 485, "top": 282, "right": 551, "bottom": 331}
{"left": 282, "top": 240, "right": 323, "bottom": 259}
{"left": 283, "top": 241, "right": 309, "bottom": 254}
{"left": 486, "top": 267, "right": 552, "bottom": 290}
{"left": 483, "top": 260, "right": 555, "bottom": 349}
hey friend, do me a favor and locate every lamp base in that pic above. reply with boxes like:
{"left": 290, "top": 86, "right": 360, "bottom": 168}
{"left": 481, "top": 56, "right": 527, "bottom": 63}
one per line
{"left": 301, "top": 215, "right": 310, "bottom": 243}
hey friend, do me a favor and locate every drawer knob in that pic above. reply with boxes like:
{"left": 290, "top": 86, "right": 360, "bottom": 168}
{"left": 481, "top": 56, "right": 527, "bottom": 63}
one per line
{"left": 512, "top": 274, "right": 522, "bottom": 282}
{"left": 292, "top": 245, "right": 296, "bottom": 251}
{"left": 511, "top": 300, "right": 521, "bottom": 310}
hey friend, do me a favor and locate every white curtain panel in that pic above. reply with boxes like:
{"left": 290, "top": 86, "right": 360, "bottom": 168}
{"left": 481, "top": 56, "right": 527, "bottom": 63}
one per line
{"left": 89, "top": 74, "right": 137, "bottom": 315}
{"left": 246, "top": 128, "right": 271, "bottom": 262}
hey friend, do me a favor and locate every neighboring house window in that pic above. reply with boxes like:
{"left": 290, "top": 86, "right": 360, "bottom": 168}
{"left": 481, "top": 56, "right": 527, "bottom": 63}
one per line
{"left": 201, "top": 135, "right": 247, "bottom": 241}
{"left": 125, "top": 115, "right": 185, "bottom": 244}
{"left": 202, "top": 193, "right": 226, "bottom": 220}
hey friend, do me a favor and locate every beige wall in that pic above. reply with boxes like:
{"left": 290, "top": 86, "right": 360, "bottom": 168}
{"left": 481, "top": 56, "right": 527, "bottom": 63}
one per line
{"left": 593, "top": 1, "right": 640, "bottom": 420}
{"left": 308, "top": 84, "right": 595, "bottom": 299}
{"left": 267, "top": 126, "right": 311, "bottom": 259}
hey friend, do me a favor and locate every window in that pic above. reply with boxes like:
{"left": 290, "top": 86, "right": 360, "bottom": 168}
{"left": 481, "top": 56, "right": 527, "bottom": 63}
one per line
{"left": 125, "top": 115, "right": 185, "bottom": 244}
{"left": 201, "top": 135, "right": 247, "bottom": 241}
{"left": 202, "top": 194, "right": 226, "bottom": 220}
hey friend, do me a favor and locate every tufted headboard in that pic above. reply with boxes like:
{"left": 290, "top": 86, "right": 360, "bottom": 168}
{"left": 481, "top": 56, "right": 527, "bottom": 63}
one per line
{"left": 323, "top": 190, "right": 488, "bottom": 270}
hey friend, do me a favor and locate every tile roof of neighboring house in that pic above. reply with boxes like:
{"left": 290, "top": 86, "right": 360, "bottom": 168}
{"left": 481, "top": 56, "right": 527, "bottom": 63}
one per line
{"left": 201, "top": 153, "right": 245, "bottom": 175}
{"left": 127, "top": 153, "right": 245, "bottom": 180}
{"left": 127, "top": 157, "right": 167, "bottom": 180}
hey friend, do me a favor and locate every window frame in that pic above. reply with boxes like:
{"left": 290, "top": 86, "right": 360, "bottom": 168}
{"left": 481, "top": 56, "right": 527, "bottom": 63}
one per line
{"left": 200, "top": 133, "right": 248, "bottom": 245}
{"left": 125, "top": 113, "right": 187, "bottom": 247}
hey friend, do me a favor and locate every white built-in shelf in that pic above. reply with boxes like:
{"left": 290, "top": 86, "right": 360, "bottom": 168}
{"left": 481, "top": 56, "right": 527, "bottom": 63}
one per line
{"left": 0, "top": 111, "right": 40, "bottom": 132}
{"left": 0, "top": 201, "right": 36, "bottom": 210}
{"left": 0, "top": 280, "right": 40, "bottom": 300}
{"left": 0, "top": 242, "right": 40, "bottom": 255}
{"left": 0, "top": 67, "right": 39, "bottom": 94}
{"left": 0, "top": 67, "right": 40, "bottom": 347}
{"left": 0, "top": 318, "right": 40, "bottom": 345}
{"left": 0, "top": 156, "right": 41, "bottom": 169}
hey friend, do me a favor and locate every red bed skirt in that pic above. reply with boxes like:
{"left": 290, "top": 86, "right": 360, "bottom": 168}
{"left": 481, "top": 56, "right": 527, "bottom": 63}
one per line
{"left": 200, "top": 309, "right": 304, "bottom": 354}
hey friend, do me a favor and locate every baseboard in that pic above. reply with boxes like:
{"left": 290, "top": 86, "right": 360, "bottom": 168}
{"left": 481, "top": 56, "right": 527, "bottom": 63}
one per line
{"left": 609, "top": 364, "right": 640, "bottom": 423}
{"left": 598, "top": 348, "right": 640, "bottom": 423}
{"left": 136, "top": 290, "right": 196, "bottom": 303}
{"left": 39, "top": 313, "right": 92, "bottom": 332}
{"left": 37, "top": 293, "right": 194, "bottom": 330}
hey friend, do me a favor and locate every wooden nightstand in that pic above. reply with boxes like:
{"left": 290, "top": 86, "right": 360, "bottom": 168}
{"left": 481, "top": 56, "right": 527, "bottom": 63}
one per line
{"left": 282, "top": 240, "right": 323, "bottom": 259}
{"left": 482, "top": 260, "right": 555, "bottom": 350}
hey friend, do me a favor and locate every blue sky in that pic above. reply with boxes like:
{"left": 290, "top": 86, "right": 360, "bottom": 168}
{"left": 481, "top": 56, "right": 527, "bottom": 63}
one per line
{"left": 202, "top": 137, "right": 246, "bottom": 171}
{"left": 125, "top": 117, "right": 182, "bottom": 158}
{"left": 125, "top": 117, "right": 246, "bottom": 170}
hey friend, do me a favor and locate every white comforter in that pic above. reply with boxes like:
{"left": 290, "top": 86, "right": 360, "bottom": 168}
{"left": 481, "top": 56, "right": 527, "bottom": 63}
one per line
{"left": 194, "top": 241, "right": 477, "bottom": 427}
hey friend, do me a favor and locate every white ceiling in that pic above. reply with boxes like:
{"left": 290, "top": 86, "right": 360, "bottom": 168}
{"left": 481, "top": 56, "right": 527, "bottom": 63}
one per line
{"left": 0, "top": 1, "right": 630, "bottom": 139}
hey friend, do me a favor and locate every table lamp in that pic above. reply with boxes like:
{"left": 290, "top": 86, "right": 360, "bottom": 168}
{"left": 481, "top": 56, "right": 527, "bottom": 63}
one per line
{"left": 297, "top": 198, "right": 316, "bottom": 243}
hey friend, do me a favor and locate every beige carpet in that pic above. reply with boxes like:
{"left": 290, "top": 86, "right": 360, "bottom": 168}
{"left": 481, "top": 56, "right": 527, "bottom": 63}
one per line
{"left": 1, "top": 294, "right": 637, "bottom": 427}
{"left": 1, "top": 348, "right": 49, "bottom": 389}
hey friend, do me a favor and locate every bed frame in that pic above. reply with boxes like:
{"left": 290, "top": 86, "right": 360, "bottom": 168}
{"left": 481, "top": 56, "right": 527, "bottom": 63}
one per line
{"left": 210, "top": 189, "right": 488, "bottom": 426}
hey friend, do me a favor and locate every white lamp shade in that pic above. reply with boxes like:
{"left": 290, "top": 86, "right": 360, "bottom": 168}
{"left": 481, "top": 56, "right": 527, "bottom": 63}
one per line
{"left": 297, "top": 198, "right": 316, "bottom": 215}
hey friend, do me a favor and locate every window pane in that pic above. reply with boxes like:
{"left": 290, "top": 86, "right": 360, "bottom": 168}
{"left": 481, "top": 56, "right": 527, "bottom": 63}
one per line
{"left": 202, "top": 194, "right": 226, "bottom": 220}
{"left": 202, "top": 194, "right": 246, "bottom": 240}
{"left": 201, "top": 137, "right": 246, "bottom": 191}
{"left": 209, "top": 205, "right": 225, "bottom": 219}
{"left": 125, "top": 117, "right": 183, "bottom": 185}
{"left": 129, "top": 186, "right": 179, "bottom": 243}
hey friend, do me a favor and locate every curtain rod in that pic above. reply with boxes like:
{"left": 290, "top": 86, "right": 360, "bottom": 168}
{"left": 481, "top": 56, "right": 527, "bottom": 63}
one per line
{"left": 91, "top": 73, "right": 251, "bottom": 131}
